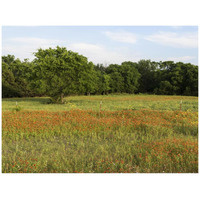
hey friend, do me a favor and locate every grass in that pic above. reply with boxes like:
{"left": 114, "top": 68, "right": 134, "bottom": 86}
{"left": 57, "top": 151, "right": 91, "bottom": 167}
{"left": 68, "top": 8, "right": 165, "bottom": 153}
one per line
{"left": 2, "top": 94, "right": 198, "bottom": 112}
{"left": 1, "top": 94, "right": 198, "bottom": 173}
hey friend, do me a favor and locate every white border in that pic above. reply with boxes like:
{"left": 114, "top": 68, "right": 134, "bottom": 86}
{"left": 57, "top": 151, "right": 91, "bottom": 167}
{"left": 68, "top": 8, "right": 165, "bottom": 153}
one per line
{"left": 0, "top": 1, "right": 199, "bottom": 200}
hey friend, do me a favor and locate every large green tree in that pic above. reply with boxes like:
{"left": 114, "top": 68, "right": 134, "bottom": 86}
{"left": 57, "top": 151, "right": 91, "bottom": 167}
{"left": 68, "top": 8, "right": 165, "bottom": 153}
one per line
{"left": 32, "top": 46, "right": 96, "bottom": 103}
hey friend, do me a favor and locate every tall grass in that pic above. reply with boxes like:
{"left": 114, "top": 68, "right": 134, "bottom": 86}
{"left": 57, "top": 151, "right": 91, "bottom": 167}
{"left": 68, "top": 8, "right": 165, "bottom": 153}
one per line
{"left": 2, "top": 95, "right": 198, "bottom": 173}
{"left": 2, "top": 94, "right": 198, "bottom": 112}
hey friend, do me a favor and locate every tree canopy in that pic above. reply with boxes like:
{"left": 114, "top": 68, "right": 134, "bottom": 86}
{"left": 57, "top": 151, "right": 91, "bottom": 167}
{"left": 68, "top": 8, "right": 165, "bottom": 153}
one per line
{"left": 32, "top": 46, "right": 96, "bottom": 103}
{"left": 2, "top": 46, "right": 198, "bottom": 102}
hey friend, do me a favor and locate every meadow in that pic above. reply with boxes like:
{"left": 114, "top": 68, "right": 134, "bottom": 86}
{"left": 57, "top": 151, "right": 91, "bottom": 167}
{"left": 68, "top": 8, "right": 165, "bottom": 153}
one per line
{"left": 1, "top": 94, "right": 198, "bottom": 173}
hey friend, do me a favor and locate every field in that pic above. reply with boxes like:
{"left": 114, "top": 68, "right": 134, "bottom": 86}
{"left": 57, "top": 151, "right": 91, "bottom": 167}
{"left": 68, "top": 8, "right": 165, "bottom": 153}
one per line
{"left": 1, "top": 94, "right": 198, "bottom": 173}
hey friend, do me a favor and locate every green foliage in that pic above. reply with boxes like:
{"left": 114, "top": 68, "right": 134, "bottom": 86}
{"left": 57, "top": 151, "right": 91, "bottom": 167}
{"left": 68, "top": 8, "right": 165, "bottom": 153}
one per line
{"left": 121, "top": 62, "right": 140, "bottom": 93}
{"left": 105, "top": 64, "right": 124, "bottom": 93}
{"left": 2, "top": 50, "right": 198, "bottom": 98}
{"left": 153, "top": 61, "right": 198, "bottom": 96}
{"left": 135, "top": 60, "right": 158, "bottom": 93}
{"left": 105, "top": 63, "right": 140, "bottom": 94}
{"left": 156, "top": 81, "right": 173, "bottom": 95}
{"left": 2, "top": 55, "right": 34, "bottom": 98}
{"left": 32, "top": 46, "right": 97, "bottom": 103}
{"left": 93, "top": 64, "right": 111, "bottom": 95}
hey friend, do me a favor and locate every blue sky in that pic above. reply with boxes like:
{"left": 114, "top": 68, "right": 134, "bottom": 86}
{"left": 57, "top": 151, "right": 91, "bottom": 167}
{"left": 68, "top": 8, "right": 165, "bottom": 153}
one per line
{"left": 2, "top": 26, "right": 198, "bottom": 65}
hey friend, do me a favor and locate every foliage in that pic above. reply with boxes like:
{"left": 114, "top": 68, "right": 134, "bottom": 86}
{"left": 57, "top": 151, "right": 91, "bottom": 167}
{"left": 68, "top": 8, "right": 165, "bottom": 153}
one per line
{"left": 2, "top": 55, "right": 36, "bottom": 98}
{"left": 2, "top": 48, "right": 198, "bottom": 99}
{"left": 121, "top": 61, "right": 140, "bottom": 93}
{"left": 153, "top": 61, "right": 198, "bottom": 96}
{"left": 32, "top": 46, "right": 97, "bottom": 103}
{"left": 94, "top": 64, "right": 111, "bottom": 95}
{"left": 135, "top": 60, "right": 158, "bottom": 93}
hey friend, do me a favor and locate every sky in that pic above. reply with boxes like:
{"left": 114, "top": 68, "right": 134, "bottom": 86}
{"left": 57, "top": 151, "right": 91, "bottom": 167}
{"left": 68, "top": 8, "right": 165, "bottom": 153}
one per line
{"left": 2, "top": 26, "right": 198, "bottom": 65}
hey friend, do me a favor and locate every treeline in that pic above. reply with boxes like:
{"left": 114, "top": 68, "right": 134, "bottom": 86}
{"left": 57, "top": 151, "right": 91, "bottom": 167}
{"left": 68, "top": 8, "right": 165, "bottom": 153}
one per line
{"left": 2, "top": 46, "right": 198, "bottom": 101}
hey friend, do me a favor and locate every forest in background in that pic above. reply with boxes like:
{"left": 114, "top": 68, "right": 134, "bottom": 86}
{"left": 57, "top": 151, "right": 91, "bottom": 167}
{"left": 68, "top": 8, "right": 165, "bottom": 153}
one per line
{"left": 2, "top": 46, "right": 198, "bottom": 102}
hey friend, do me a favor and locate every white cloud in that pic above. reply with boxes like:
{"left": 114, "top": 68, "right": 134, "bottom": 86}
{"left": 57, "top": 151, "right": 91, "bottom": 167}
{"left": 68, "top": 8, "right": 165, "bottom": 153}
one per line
{"left": 145, "top": 31, "right": 198, "bottom": 48}
{"left": 2, "top": 37, "right": 66, "bottom": 60}
{"left": 68, "top": 42, "right": 140, "bottom": 65}
{"left": 9, "top": 37, "right": 62, "bottom": 45}
{"left": 2, "top": 38, "right": 141, "bottom": 64}
{"left": 170, "top": 26, "right": 182, "bottom": 29}
{"left": 167, "top": 56, "right": 195, "bottom": 62}
{"left": 69, "top": 43, "right": 103, "bottom": 52}
{"left": 103, "top": 31, "right": 137, "bottom": 44}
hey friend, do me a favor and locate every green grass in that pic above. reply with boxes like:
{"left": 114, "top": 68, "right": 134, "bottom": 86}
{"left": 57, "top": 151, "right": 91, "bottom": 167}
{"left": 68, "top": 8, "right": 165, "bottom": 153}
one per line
{"left": 2, "top": 94, "right": 198, "bottom": 112}
{"left": 2, "top": 94, "right": 198, "bottom": 173}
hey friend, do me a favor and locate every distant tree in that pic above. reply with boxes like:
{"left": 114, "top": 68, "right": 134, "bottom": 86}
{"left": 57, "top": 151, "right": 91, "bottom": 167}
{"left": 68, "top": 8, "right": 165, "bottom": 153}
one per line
{"left": 2, "top": 55, "right": 34, "bottom": 97}
{"left": 2, "top": 53, "right": 198, "bottom": 98}
{"left": 2, "top": 61, "right": 21, "bottom": 97}
{"left": 77, "top": 62, "right": 97, "bottom": 95}
{"left": 2, "top": 54, "right": 15, "bottom": 65}
{"left": 135, "top": 60, "right": 158, "bottom": 93}
{"left": 94, "top": 64, "right": 106, "bottom": 73}
{"left": 105, "top": 64, "right": 124, "bottom": 93}
{"left": 94, "top": 64, "right": 111, "bottom": 94}
{"left": 155, "top": 80, "right": 173, "bottom": 95}
{"left": 121, "top": 62, "right": 140, "bottom": 93}
{"left": 154, "top": 61, "right": 198, "bottom": 96}
{"left": 181, "top": 63, "right": 198, "bottom": 96}
{"left": 32, "top": 46, "right": 96, "bottom": 103}
{"left": 101, "top": 74, "right": 111, "bottom": 94}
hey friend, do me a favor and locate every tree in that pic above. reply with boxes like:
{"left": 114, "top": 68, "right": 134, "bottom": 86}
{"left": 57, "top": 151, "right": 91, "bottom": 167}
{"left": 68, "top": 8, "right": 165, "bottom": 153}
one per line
{"left": 156, "top": 81, "right": 173, "bottom": 95}
{"left": 77, "top": 62, "right": 98, "bottom": 95}
{"left": 136, "top": 60, "right": 157, "bottom": 93}
{"left": 155, "top": 61, "right": 198, "bottom": 96}
{"left": 101, "top": 74, "right": 111, "bottom": 94}
{"left": 121, "top": 62, "right": 140, "bottom": 93}
{"left": 32, "top": 46, "right": 96, "bottom": 103}
{"left": 2, "top": 55, "right": 34, "bottom": 97}
{"left": 181, "top": 63, "right": 198, "bottom": 96}
{"left": 2, "top": 62, "right": 21, "bottom": 97}
{"left": 105, "top": 64, "right": 124, "bottom": 93}
{"left": 2, "top": 52, "right": 198, "bottom": 98}
{"left": 2, "top": 54, "right": 15, "bottom": 65}
{"left": 94, "top": 64, "right": 111, "bottom": 95}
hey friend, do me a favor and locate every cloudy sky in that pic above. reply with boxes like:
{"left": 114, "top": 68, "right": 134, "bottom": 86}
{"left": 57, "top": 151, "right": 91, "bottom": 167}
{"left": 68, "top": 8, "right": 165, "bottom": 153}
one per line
{"left": 2, "top": 26, "right": 198, "bottom": 65}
